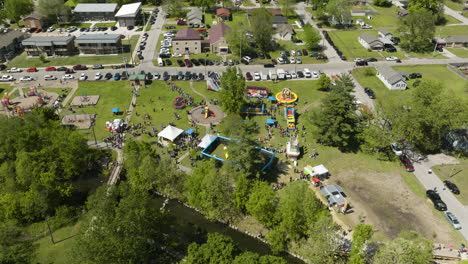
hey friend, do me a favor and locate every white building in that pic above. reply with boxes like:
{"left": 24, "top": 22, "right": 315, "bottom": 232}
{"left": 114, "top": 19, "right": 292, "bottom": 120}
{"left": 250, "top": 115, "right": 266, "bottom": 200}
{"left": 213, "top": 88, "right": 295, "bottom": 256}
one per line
{"left": 358, "top": 33, "right": 383, "bottom": 51}
{"left": 115, "top": 2, "right": 142, "bottom": 27}
{"left": 376, "top": 66, "right": 407, "bottom": 90}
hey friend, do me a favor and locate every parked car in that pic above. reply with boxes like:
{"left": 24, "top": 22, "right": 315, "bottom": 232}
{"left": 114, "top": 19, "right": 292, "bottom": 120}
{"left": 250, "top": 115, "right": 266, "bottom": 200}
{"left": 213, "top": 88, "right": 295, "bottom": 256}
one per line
{"left": 312, "top": 71, "right": 319, "bottom": 78}
{"left": 245, "top": 72, "right": 253, "bottom": 81}
{"left": 65, "top": 69, "right": 75, "bottom": 74}
{"left": 62, "top": 74, "right": 74, "bottom": 80}
{"left": 290, "top": 71, "right": 297, "bottom": 78}
{"left": 184, "top": 59, "right": 193, "bottom": 68}
{"left": 127, "top": 25, "right": 134, "bottom": 30}
{"left": 364, "top": 87, "right": 375, "bottom": 99}
{"left": 73, "top": 65, "right": 88, "bottom": 70}
{"left": 191, "top": 59, "right": 200, "bottom": 66}
{"left": 44, "top": 75, "right": 57, "bottom": 80}
{"left": 92, "top": 64, "right": 104, "bottom": 69}
{"left": 386, "top": 56, "right": 398, "bottom": 61}
{"left": 263, "top": 64, "right": 274, "bottom": 68}
{"left": 198, "top": 73, "right": 204, "bottom": 80}
{"left": 57, "top": 67, "right": 68, "bottom": 71}
{"left": 104, "top": 73, "right": 113, "bottom": 80}
{"left": 426, "top": 190, "right": 447, "bottom": 211}
{"left": 26, "top": 67, "right": 37, "bottom": 72}
{"left": 254, "top": 72, "right": 261, "bottom": 81}
{"left": 445, "top": 212, "right": 462, "bottom": 230}
{"left": 20, "top": 76, "right": 34, "bottom": 81}
{"left": 184, "top": 71, "right": 191, "bottom": 80}
{"left": 296, "top": 57, "right": 302, "bottom": 64}
{"left": 443, "top": 180, "right": 460, "bottom": 195}
{"left": 303, "top": 68, "right": 312, "bottom": 78}
{"left": 366, "top": 58, "right": 378, "bottom": 62}
{"left": 301, "top": 49, "right": 308, "bottom": 56}
{"left": 290, "top": 57, "right": 296, "bottom": 64}
{"left": 0, "top": 75, "right": 15, "bottom": 82}
{"left": 45, "top": 66, "right": 56, "bottom": 71}
{"left": 277, "top": 57, "right": 285, "bottom": 64}
{"left": 163, "top": 71, "right": 170, "bottom": 81}
{"left": 408, "top": 73, "right": 422, "bottom": 79}
{"left": 297, "top": 71, "right": 304, "bottom": 78}
{"left": 390, "top": 143, "right": 403, "bottom": 156}
{"left": 165, "top": 59, "right": 172, "bottom": 66}
{"left": 114, "top": 72, "right": 121, "bottom": 80}
{"left": 7, "top": 67, "right": 22, "bottom": 73}
{"left": 399, "top": 155, "right": 414, "bottom": 172}
{"left": 94, "top": 72, "right": 102, "bottom": 80}
{"left": 177, "top": 20, "right": 187, "bottom": 25}
{"left": 79, "top": 73, "right": 88, "bottom": 81}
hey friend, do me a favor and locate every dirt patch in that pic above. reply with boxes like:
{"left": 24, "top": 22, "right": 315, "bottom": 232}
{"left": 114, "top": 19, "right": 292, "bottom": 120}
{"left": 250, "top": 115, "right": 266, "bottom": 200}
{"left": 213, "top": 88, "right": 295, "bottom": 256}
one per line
{"left": 335, "top": 171, "right": 455, "bottom": 244}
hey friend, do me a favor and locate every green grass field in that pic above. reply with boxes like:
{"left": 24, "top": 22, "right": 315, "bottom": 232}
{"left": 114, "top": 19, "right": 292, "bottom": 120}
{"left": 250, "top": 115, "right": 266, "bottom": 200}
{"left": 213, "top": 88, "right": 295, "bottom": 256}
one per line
{"left": 433, "top": 161, "right": 468, "bottom": 205}
{"left": 51, "top": 23, "right": 92, "bottom": 29}
{"left": 447, "top": 47, "right": 468, "bottom": 58}
{"left": 94, "top": 22, "right": 117, "bottom": 27}
{"left": 435, "top": 25, "right": 468, "bottom": 37}
{"left": 444, "top": 14, "right": 462, "bottom": 24}
{"left": 9, "top": 36, "right": 139, "bottom": 68}
{"left": 365, "top": 5, "right": 401, "bottom": 29}
{"left": 242, "top": 0, "right": 256, "bottom": 6}
{"left": 60, "top": 81, "right": 134, "bottom": 141}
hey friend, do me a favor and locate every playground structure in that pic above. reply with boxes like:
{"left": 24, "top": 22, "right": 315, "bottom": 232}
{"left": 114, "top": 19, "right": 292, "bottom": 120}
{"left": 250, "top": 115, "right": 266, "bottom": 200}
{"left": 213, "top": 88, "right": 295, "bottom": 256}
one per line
{"left": 201, "top": 135, "right": 275, "bottom": 171}
{"left": 1, "top": 93, "right": 12, "bottom": 109}
{"left": 188, "top": 104, "right": 225, "bottom": 126}
{"left": 61, "top": 114, "right": 96, "bottom": 129}
{"left": 70, "top": 95, "right": 100, "bottom": 107}
{"left": 286, "top": 136, "right": 300, "bottom": 161}
{"left": 241, "top": 103, "right": 267, "bottom": 116}
{"left": 201, "top": 106, "right": 215, "bottom": 119}
{"left": 246, "top": 86, "right": 269, "bottom": 98}
{"left": 284, "top": 105, "right": 296, "bottom": 130}
{"left": 105, "top": 119, "right": 125, "bottom": 134}
{"left": 1, "top": 88, "right": 59, "bottom": 115}
{"left": 173, "top": 96, "right": 186, "bottom": 109}
{"left": 275, "top": 88, "right": 298, "bottom": 104}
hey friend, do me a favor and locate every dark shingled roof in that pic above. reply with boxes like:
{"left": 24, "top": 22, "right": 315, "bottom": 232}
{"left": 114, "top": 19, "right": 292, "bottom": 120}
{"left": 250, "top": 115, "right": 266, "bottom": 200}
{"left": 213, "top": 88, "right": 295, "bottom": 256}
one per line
{"left": 216, "top": 8, "right": 230, "bottom": 17}
{"left": 173, "top": 28, "right": 201, "bottom": 41}
{"left": 209, "top": 23, "right": 230, "bottom": 45}
{"left": 0, "top": 30, "right": 27, "bottom": 49}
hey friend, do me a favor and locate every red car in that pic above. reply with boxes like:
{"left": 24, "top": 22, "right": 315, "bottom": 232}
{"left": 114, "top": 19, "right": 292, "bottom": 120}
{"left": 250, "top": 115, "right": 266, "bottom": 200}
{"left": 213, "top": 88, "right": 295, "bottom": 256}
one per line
{"left": 197, "top": 28, "right": 206, "bottom": 33}
{"left": 73, "top": 64, "right": 88, "bottom": 70}
{"left": 184, "top": 59, "right": 192, "bottom": 68}
{"left": 34, "top": 28, "right": 42, "bottom": 33}
{"left": 177, "top": 20, "right": 187, "bottom": 25}
{"left": 399, "top": 156, "right": 414, "bottom": 172}
{"left": 26, "top": 67, "right": 37, "bottom": 72}
{"left": 45, "top": 66, "right": 56, "bottom": 71}
{"left": 245, "top": 72, "right": 253, "bottom": 81}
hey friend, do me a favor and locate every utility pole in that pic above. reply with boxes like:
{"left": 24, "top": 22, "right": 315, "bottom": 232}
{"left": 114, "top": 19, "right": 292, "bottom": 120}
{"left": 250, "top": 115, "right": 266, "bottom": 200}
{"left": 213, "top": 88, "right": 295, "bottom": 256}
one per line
{"left": 45, "top": 218, "right": 55, "bottom": 244}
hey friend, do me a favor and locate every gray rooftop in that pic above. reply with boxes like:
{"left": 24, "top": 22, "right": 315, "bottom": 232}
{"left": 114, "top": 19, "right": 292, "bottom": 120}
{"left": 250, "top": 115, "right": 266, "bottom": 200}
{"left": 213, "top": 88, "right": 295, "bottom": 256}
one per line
{"left": 75, "top": 34, "right": 121, "bottom": 44}
{"left": 22, "top": 36, "right": 75, "bottom": 46}
{"left": 359, "top": 33, "right": 382, "bottom": 46}
{"left": 444, "top": 35, "right": 468, "bottom": 44}
{"left": 320, "top": 184, "right": 347, "bottom": 206}
{"left": 378, "top": 29, "right": 391, "bottom": 36}
{"left": 74, "top": 3, "right": 118, "bottom": 13}
{"left": 377, "top": 66, "right": 406, "bottom": 85}
{"left": 272, "top": 16, "right": 288, "bottom": 24}
{"left": 0, "top": 30, "right": 27, "bottom": 49}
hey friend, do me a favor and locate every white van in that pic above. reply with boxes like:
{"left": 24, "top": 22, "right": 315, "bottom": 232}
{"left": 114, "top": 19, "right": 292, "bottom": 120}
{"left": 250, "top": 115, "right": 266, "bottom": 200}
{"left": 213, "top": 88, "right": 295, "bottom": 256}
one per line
{"left": 303, "top": 68, "right": 312, "bottom": 78}
{"left": 157, "top": 57, "right": 164, "bottom": 67}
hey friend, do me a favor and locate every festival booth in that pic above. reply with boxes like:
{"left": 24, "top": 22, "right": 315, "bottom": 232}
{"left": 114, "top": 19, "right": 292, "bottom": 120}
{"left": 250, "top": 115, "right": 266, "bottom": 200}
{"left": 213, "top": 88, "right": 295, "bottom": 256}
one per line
{"left": 198, "top": 134, "right": 217, "bottom": 149}
{"left": 157, "top": 125, "right": 184, "bottom": 145}
{"left": 286, "top": 137, "right": 300, "bottom": 162}
{"left": 105, "top": 119, "right": 125, "bottom": 133}
{"left": 304, "top": 164, "right": 330, "bottom": 180}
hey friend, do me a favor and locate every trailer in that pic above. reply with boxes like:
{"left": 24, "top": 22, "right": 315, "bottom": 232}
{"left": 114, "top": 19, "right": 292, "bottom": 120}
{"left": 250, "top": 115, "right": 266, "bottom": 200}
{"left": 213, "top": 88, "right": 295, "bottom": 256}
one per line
{"left": 269, "top": 69, "right": 277, "bottom": 81}
{"left": 261, "top": 71, "right": 268, "bottom": 81}
{"left": 277, "top": 69, "right": 286, "bottom": 80}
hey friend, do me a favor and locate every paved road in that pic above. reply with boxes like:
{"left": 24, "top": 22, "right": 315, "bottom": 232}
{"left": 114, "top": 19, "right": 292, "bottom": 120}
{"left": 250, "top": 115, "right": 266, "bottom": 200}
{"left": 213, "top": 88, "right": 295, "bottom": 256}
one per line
{"left": 412, "top": 155, "right": 468, "bottom": 241}
{"left": 444, "top": 5, "right": 468, "bottom": 25}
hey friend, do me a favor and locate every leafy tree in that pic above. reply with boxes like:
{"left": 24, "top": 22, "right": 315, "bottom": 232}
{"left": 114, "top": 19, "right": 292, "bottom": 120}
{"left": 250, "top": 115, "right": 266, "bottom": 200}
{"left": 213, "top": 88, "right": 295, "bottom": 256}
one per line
{"left": 233, "top": 172, "right": 252, "bottom": 213}
{"left": 317, "top": 74, "right": 331, "bottom": 91}
{"left": 185, "top": 161, "right": 239, "bottom": 222}
{"left": 191, "top": 0, "right": 215, "bottom": 9}
{"left": 292, "top": 215, "right": 341, "bottom": 264}
{"left": 408, "top": 0, "right": 444, "bottom": 24}
{"left": 374, "top": 0, "right": 392, "bottom": 7}
{"left": 373, "top": 231, "right": 433, "bottom": 264}
{"left": 397, "top": 8, "right": 435, "bottom": 52}
{"left": 250, "top": 8, "right": 274, "bottom": 52}
{"left": 326, "top": 0, "right": 352, "bottom": 27}
{"left": 38, "top": 0, "right": 71, "bottom": 25}
{"left": 0, "top": 110, "right": 102, "bottom": 223}
{"left": 246, "top": 181, "right": 278, "bottom": 227}
{"left": 71, "top": 184, "right": 172, "bottom": 264}
{"left": 266, "top": 225, "right": 288, "bottom": 254}
{"left": 311, "top": 76, "right": 362, "bottom": 151}
{"left": 220, "top": 67, "right": 246, "bottom": 115}
{"left": 4, "top": 0, "right": 33, "bottom": 25}
{"left": 279, "top": 0, "right": 296, "bottom": 17}
{"left": 233, "top": 252, "right": 287, "bottom": 264}
{"left": 303, "top": 23, "right": 322, "bottom": 50}
{"left": 360, "top": 120, "right": 395, "bottom": 160}
{"left": 187, "top": 233, "right": 239, "bottom": 264}
{"left": 162, "top": 0, "right": 186, "bottom": 18}
{"left": 0, "top": 221, "right": 37, "bottom": 264}
{"left": 382, "top": 80, "right": 466, "bottom": 152}
{"left": 226, "top": 22, "right": 251, "bottom": 57}
{"left": 349, "top": 224, "right": 374, "bottom": 264}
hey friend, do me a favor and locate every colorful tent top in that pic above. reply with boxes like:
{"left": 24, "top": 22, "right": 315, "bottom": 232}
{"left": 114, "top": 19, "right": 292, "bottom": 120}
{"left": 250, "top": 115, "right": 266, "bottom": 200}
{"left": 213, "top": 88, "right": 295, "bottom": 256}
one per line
{"left": 157, "top": 125, "right": 184, "bottom": 142}
{"left": 198, "top": 134, "right": 217, "bottom": 149}
{"left": 304, "top": 164, "right": 329, "bottom": 176}
{"left": 111, "top": 108, "right": 120, "bottom": 113}
{"left": 266, "top": 118, "right": 276, "bottom": 125}
{"left": 246, "top": 86, "right": 269, "bottom": 98}
{"left": 185, "top": 128, "right": 195, "bottom": 135}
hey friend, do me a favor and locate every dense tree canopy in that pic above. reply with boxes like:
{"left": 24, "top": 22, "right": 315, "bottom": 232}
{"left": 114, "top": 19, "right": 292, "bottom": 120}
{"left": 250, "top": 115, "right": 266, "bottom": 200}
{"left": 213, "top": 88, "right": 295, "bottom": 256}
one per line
{"left": 408, "top": 0, "right": 444, "bottom": 24}
{"left": 373, "top": 231, "right": 433, "bottom": 264}
{"left": 349, "top": 224, "right": 374, "bottom": 264}
{"left": 226, "top": 22, "right": 252, "bottom": 57}
{"left": 246, "top": 181, "right": 278, "bottom": 227}
{"left": 250, "top": 8, "right": 274, "bottom": 52}
{"left": 0, "top": 221, "right": 36, "bottom": 264}
{"left": 220, "top": 67, "right": 246, "bottom": 115}
{"left": 397, "top": 9, "right": 435, "bottom": 52}
{"left": 326, "top": 0, "right": 352, "bottom": 27}
{"left": 303, "top": 23, "right": 322, "bottom": 50}
{"left": 0, "top": 109, "right": 102, "bottom": 223}
{"left": 38, "top": 0, "right": 71, "bottom": 24}
{"left": 4, "top": 0, "right": 33, "bottom": 25}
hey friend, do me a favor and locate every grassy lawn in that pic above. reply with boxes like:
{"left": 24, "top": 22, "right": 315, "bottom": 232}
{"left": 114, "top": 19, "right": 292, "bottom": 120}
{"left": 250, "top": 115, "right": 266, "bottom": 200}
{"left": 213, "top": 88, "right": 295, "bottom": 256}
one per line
{"left": 444, "top": 14, "right": 462, "bottom": 24}
{"left": 60, "top": 81, "right": 133, "bottom": 141}
{"left": 52, "top": 23, "right": 92, "bottom": 29}
{"left": 435, "top": 25, "right": 468, "bottom": 37}
{"left": 444, "top": 0, "right": 468, "bottom": 17}
{"left": 328, "top": 30, "right": 406, "bottom": 60}
{"left": 447, "top": 47, "right": 468, "bottom": 58}
{"left": 405, "top": 51, "right": 447, "bottom": 59}
{"left": 364, "top": 5, "right": 401, "bottom": 29}
{"left": 94, "top": 22, "right": 117, "bottom": 27}
{"left": 224, "top": 11, "right": 250, "bottom": 28}
{"left": 242, "top": 0, "right": 256, "bottom": 6}
{"left": 433, "top": 161, "right": 468, "bottom": 205}
{"left": 9, "top": 36, "right": 139, "bottom": 68}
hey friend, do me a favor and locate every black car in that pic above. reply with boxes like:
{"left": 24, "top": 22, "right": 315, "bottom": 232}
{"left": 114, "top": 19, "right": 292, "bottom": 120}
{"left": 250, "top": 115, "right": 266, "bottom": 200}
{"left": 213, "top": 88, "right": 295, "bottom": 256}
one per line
{"left": 57, "top": 66, "right": 68, "bottom": 71}
{"left": 191, "top": 73, "right": 198, "bottom": 80}
{"left": 121, "top": 71, "right": 129, "bottom": 80}
{"left": 297, "top": 71, "right": 305, "bottom": 78}
{"left": 302, "top": 49, "right": 308, "bottom": 56}
{"left": 284, "top": 50, "right": 290, "bottom": 56}
{"left": 426, "top": 190, "right": 447, "bottom": 211}
{"left": 198, "top": 58, "right": 206, "bottom": 65}
{"left": 159, "top": 53, "right": 170, "bottom": 58}
{"left": 386, "top": 47, "right": 397, "bottom": 52}
{"left": 366, "top": 58, "right": 378, "bottom": 62}
{"left": 191, "top": 59, "right": 200, "bottom": 66}
{"left": 163, "top": 71, "right": 170, "bottom": 81}
{"left": 177, "top": 60, "right": 185, "bottom": 67}
{"left": 408, "top": 73, "right": 422, "bottom": 79}
{"left": 140, "top": 70, "right": 145, "bottom": 75}
{"left": 198, "top": 73, "right": 204, "bottom": 80}
{"left": 206, "top": 59, "right": 213, "bottom": 66}
{"left": 146, "top": 72, "right": 153, "bottom": 80}
{"left": 80, "top": 28, "right": 86, "bottom": 32}
{"left": 165, "top": 59, "right": 172, "bottom": 66}
{"left": 92, "top": 64, "right": 103, "bottom": 69}
{"left": 317, "top": 54, "right": 328, "bottom": 60}
{"left": 105, "top": 73, "right": 113, "bottom": 80}
{"left": 356, "top": 60, "right": 368, "bottom": 66}
{"left": 177, "top": 71, "right": 184, "bottom": 80}
{"left": 264, "top": 64, "right": 275, "bottom": 68}
{"left": 138, "top": 54, "right": 144, "bottom": 60}
{"left": 127, "top": 25, "right": 134, "bottom": 30}
{"left": 364, "top": 87, "right": 376, "bottom": 99}
{"left": 184, "top": 71, "right": 191, "bottom": 80}
{"left": 444, "top": 180, "right": 460, "bottom": 195}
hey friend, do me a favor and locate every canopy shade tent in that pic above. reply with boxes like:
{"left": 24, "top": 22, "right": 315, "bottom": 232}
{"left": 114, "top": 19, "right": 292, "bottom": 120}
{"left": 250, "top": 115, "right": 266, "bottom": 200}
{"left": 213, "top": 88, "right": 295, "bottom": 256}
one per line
{"left": 112, "top": 108, "right": 120, "bottom": 113}
{"left": 268, "top": 96, "right": 277, "bottom": 101}
{"left": 304, "top": 164, "right": 329, "bottom": 177}
{"left": 185, "top": 128, "right": 195, "bottom": 135}
{"left": 158, "top": 125, "right": 184, "bottom": 142}
{"left": 266, "top": 118, "right": 276, "bottom": 125}
{"left": 198, "top": 134, "right": 217, "bottom": 149}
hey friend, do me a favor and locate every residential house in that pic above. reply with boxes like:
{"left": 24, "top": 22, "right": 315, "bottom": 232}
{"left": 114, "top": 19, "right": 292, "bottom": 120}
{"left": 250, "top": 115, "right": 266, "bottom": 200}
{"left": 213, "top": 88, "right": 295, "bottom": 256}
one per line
{"left": 272, "top": 15, "right": 288, "bottom": 25}
{"left": 358, "top": 33, "right": 384, "bottom": 50}
{"left": 443, "top": 35, "right": 468, "bottom": 48}
{"left": 187, "top": 7, "right": 203, "bottom": 28}
{"left": 22, "top": 36, "right": 75, "bottom": 57}
{"left": 398, "top": 9, "right": 409, "bottom": 17}
{"left": 376, "top": 66, "right": 407, "bottom": 90}
{"left": 115, "top": 2, "right": 142, "bottom": 27}
{"left": 378, "top": 29, "right": 392, "bottom": 38}
{"left": 216, "top": 8, "right": 230, "bottom": 21}
{"left": 273, "top": 24, "right": 294, "bottom": 41}
{"left": 0, "top": 30, "right": 28, "bottom": 62}
{"left": 75, "top": 34, "right": 122, "bottom": 55}
{"left": 73, "top": 3, "right": 118, "bottom": 21}
{"left": 208, "top": 23, "right": 230, "bottom": 54}
{"left": 23, "top": 11, "right": 44, "bottom": 29}
{"left": 172, "top": 28, "right": 202, "bottom": 54}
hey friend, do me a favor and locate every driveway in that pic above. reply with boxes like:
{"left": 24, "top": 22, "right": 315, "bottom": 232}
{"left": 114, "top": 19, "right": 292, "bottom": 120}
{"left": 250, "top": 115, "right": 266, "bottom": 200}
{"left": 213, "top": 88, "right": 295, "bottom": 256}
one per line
{"left": 444, "top": 5, "right": 468, "bottom": 25}
{"left": 412, "top": 154, "right": 468, "bottom": 240}
{"left": 139, "top": 9, "right": 166, "bottom": 68}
